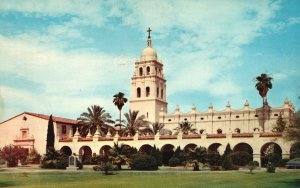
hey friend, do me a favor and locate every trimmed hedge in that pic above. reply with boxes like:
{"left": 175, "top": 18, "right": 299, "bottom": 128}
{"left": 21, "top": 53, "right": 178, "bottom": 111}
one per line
{"left": 131, "top": 154, "right": 158, "bottom": 170}
{"left": 168, "top": 156, "right": 181, "bottom": 167}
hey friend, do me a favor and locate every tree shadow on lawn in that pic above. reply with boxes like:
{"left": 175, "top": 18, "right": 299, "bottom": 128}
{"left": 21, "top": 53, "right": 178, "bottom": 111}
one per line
{"left": 0, "top": 181, "right": 16, "bottom": 187}
{"left": 277, "top": 179, "right": 300, "bottom": 187}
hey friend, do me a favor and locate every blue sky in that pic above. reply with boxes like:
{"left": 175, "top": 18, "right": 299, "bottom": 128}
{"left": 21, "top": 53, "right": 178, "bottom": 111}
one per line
{"left": 0, "top": 0, "right": 299, "bottom": 122}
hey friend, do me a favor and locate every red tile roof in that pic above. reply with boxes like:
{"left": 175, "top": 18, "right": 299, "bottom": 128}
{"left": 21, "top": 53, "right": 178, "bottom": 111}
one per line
{"left": 0, "top": 112, "right": 79, "bottom": 125}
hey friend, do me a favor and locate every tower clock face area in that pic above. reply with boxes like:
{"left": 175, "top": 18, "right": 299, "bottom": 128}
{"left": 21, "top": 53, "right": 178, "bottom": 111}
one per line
{"left": 130, "top": 28, "right": 168, "bottom": 123}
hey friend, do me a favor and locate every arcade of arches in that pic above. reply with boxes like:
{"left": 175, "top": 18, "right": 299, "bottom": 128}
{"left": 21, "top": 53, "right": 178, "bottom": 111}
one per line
{"left": 59, "top": 141, "right": 288, "bottom": 166}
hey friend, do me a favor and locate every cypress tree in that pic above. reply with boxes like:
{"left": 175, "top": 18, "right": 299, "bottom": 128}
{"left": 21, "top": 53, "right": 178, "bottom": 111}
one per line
{"left": 223, "top": 143, "right": 233, "bottom": 156}
{"left": 46, "top": 115, "right": 55, "bottom": 152}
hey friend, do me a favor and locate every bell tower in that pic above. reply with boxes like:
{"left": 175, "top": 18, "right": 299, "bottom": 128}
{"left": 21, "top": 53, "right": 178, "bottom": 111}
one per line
{"left": 130, "top": 28, "right": 168, "bottom": 123}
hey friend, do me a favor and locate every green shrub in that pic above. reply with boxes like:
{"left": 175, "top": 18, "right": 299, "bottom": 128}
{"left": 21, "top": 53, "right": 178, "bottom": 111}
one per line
{"left": 91, "top": 156, "right": 101, "bottom": 165}
{"left": 131, "top": 154, "right": 158, "bottom": 170}
{"left": 248, "top": 161, "right": 259, "bottom": 174}
{"left": 222, "top": 155, "right": 234, "bottom": 170}
{"left": 27, "top": 149, "right": 41, "bottom": 164}
{"left": 0, "top": 145, "right": 28, "bottom": 167}
{"left": 55, "top": 155, "right": 68, "bottom": 169}
{"left": 0, "top": 156, "right": 5, "bottom": 165}
{"left": 41, "top": 148, "right": 76, "bottom": 169}
{"left": 150, "top": 146, "right": 163, "bottom": 166}
{"left": 207, "top": 152, "right": 221, "bottom": 166}
{"left": 210, "top": 165, "right": 221, "bottom": 171}
{"left": 277, "top": 159, "right": 289, "bottom": 167}
{"left": 168, "top": 156, "right": 181, "bottom": 167}
{"left": 231, "top": 151, "right": 252, "bottom": 166}
{"left": 95, "top": 162, "right": 114, "bottom": 175}
{"left": 266, "top": 162, "right": 276, "bottom": 173}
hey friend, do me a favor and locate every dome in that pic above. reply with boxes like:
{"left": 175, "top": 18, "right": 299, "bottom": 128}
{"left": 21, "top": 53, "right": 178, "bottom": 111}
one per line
{"left": 141, "top": 46, "right": 157, "bottom": 61}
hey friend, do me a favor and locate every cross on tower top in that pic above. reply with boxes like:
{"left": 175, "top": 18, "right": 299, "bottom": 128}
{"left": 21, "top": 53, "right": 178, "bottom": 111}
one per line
{"left": 147, "top": 27, "right": 152, "bottom": 39}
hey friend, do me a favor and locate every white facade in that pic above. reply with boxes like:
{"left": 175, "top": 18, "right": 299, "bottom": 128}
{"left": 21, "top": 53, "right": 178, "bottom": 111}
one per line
{"left": 0, "top": 112, "right": 76, "bottom": 155}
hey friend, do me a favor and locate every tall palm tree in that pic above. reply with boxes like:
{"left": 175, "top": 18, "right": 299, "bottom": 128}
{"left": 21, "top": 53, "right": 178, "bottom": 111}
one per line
{"left": 174, "top": 121, "right": 197, "bottom": 135}
{"left": 255, "top": 73, "right": 273, "bottom": 132}
{"left": 123, "top": 110, "right": 148, "bottom": 136}
{"left": 140, "top": 122, "right": 171, "bottom": 135}
{"left": 113, "top": 92, "right": 128, "bottom": 128}
{"left": 255, "top": 73, "right": 273, "bottom": 105}
{"left": 77, "top": 105, "right": 114, "bottom": 137}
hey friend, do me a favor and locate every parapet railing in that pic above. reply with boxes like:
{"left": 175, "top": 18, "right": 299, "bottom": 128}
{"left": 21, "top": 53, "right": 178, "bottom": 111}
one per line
{"left": 58, "top": 131, "right": 283, "bottom": 143}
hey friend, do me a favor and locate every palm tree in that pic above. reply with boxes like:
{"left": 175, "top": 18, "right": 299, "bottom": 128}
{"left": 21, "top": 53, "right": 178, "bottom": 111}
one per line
{"left": 113, "top": 92, "right": 128, "bottom": 128}
{"left": 123, "top": 110, "right": 148, "bottom": 136}
{"left": 174, "top": 121, "right": 197, "bottom": 135}
{"left": 255, "top": 73, "right": 273, "bottom": 132}
{"left": 140, "top": 122, "right": 171, "bottom": 135}
{"left": 255, "top": 73, "right": 273, "bottom": 105}
{"left": 77, "top": 105, "right": 114, "bottom": 137}
{"left": 109, "top": 143, "right": 135, "bottom": 170}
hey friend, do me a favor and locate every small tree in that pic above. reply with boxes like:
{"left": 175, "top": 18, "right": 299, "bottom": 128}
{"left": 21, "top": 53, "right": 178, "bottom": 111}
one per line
{"left": 0, "top": 145, "right": 28, "bottom": 167}
{"left": 46, "top": 115, "right": 55, "bottom": 152}
{"left": 248, "top": 161, "right": 259, "bottom": 174}
{"left": 264, "top": 144, "right": 276, "bottom": 172}
{"left": 274, "top": 114, "right": 286, "bottom": 132}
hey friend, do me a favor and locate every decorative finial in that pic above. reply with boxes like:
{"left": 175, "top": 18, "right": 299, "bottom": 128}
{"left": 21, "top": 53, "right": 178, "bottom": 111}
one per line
{"left": 244, "top": 100, "right": 249, "bottom": 106}
{"left": 147, "top": 27, "right": 152, "bottom": 39}
{"left": 226, "top": 101, "right": 231, "bottom": 108}
{"left": 192, "top": 104, "right": 196, "bottom": 111}
{"left": 284, "top": 97, "right": 289, "bottom": 104}
{"left": 147, "top": 27, "right": 152, "bottom": 47}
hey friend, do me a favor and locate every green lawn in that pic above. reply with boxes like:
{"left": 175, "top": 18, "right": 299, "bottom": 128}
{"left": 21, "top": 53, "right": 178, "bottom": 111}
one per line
{"left": 0, "top": 170, "right": 299, "bottom": 188}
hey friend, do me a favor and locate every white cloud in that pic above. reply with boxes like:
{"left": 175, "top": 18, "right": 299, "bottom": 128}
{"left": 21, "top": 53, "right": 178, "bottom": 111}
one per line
{"left": 0, "top": 0, "right": 106, "bottom": 26}
{"left": 0, "top": 86, "right": 122, "bottom": 121}
{"left": 0, "top": 34, "right": 133, "bottom": 121}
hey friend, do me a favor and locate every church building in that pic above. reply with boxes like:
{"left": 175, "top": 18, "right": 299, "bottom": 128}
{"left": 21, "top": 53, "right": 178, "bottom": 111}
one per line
{"left": 0, "top": 28, "right": 296, "bottom": 167}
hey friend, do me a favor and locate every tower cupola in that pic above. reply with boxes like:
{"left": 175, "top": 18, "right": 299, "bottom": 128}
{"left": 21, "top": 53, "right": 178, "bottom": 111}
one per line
{"left": 141, "top": 27, "right": 157, "bottom": 61}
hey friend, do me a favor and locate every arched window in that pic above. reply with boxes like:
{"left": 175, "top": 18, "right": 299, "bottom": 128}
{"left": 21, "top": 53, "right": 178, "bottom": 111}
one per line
{"left": 137, "top": 87, "right": 141, "bottom": 98}
{"left": 161, "top": 89, "right": 163, "bottom": 99}
{"left": 139, "top": 67, "right": 143, "bottom": 76}
{"left": 147, "top": 66, "right": 150, "bottom": 75}
{"left": 157, "top": 87, "right": 159, "bottom": 97}
{"left": 146, "top": 87, "right": 150, "bottom": 97}
{"left": 217, "top": 129, "right": 222, "bottom": 134}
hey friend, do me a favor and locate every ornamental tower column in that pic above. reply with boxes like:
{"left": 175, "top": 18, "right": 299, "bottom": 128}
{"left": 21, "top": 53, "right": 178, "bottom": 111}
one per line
{"left": 130, "top": 28, "right": 168, "bottom": 123}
